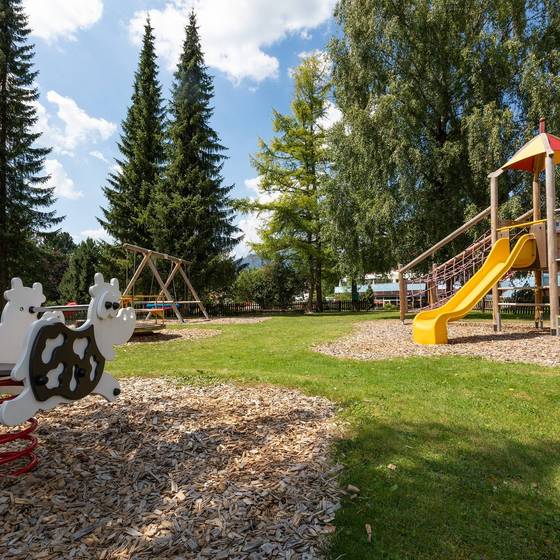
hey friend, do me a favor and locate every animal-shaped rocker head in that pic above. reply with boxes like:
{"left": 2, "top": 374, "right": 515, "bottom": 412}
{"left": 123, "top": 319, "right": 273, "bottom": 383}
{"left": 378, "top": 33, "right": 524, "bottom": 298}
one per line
{"left": 0, "top": 279, "right": 46, "bottom": 365}
{"left": 0, "top": 273, "right": 136, "bottom": 426}
{"left": 87, "top": 273, "right": 136, "bottom": 360}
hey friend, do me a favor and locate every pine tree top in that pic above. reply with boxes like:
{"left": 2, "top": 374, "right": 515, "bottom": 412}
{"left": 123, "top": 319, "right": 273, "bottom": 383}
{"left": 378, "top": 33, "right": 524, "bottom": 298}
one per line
{"left": 99, "top": 14, "right": 165, "bottom": 246}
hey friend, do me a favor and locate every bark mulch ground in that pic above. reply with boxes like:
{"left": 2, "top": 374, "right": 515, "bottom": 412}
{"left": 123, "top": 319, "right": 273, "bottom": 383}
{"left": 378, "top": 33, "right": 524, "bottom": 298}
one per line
{"left": 315, "top": 320, "right": 558, "bottom": 367}
{"left": 1, "top": 379, "right": 341, "bottom": 559}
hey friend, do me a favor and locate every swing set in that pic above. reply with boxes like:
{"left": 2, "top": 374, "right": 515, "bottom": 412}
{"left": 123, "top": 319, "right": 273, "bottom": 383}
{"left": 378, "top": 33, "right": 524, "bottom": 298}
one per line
{"left": 121, "top": 244, "right": 209, "bottom": 330}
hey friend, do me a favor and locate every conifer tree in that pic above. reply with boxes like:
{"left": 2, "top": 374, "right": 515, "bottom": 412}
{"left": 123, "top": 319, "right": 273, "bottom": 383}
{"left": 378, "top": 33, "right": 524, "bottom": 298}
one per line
{"left": 100, "top": 17, "right": 165, "bottom": 247}
{"left": 150, "top": 11, "right": 238, "bottom": 294}
{"left": 58, "top": 238, "right": 103, "bottom": 303}
{"left": 0, "top": 0, "right": 60, "bottom": 290}
{"left": 239, "top": 54, "right": 333, "bottom": 311}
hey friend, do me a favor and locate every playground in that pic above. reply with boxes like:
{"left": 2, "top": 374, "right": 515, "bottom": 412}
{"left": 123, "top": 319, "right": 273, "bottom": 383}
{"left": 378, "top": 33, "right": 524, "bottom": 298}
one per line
{"left": 1, "top": 1, "right": 560, "bottom": 557}
{"left": 1, "top": 120, "right": 559, "bottom": 558}
{"left": 3, "top": 314, "right": 559, "bottom": 559}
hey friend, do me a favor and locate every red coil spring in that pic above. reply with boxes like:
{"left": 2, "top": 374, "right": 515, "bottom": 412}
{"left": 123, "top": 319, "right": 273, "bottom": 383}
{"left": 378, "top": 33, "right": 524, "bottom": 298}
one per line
{"left": 0, "top": 379, "right": 38, "bottom": 477}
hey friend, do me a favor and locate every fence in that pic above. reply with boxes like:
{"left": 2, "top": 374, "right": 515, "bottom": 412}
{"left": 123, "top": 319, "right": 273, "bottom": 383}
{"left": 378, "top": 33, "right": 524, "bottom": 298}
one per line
{"left": 177, "top": 299, "right": 381, "bottom": 317}
{"left": 42, "top": 298, "right": 545, "bottom": 323}
{"left": 180, "top": 300, "right": 546, "bottom": 319}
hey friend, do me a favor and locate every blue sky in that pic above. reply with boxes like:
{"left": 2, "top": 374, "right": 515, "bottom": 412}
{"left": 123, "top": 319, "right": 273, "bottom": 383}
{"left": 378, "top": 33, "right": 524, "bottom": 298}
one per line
{"left": 23, "top": 0, "right": 339, "bottom": 257}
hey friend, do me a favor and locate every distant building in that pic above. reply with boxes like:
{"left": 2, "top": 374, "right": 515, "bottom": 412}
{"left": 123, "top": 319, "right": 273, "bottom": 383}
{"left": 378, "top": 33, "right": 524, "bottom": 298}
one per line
{"left": 335, "top": 273, "right": 426, "bottom": 305}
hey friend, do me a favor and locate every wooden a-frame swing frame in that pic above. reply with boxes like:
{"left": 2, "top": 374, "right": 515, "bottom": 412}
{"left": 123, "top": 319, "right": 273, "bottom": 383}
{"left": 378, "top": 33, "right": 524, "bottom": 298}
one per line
{"left": 121, "top": 243, "right": 209, "bottom": 322}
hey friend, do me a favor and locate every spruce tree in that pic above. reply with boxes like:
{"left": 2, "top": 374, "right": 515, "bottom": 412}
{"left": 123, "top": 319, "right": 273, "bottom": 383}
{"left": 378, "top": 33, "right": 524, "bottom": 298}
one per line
{"left": 0, "top": 0, "right": 60, "bottom": 290}
{"left": 58, "top": 238, "right": 103, "bottom": 303}
{"left": 150, "top": 11, "right": 238, "bottom": 294}
{"left": 100, "top": 16, "right": 165, "bottom": 247}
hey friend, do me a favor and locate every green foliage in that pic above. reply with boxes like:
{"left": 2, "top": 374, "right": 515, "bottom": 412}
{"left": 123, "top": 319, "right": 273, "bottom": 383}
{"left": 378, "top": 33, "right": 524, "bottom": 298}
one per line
{"left": 149, "top": 11, "right": 239, "bottom": 295}
{"left": 233, "top": 259, "right": 304, "bottom": 307}
{"left": 100, "top": 16, "right": 165, "bottom": 248}
{"left": 58, "top": 238, "right": 104, "bottom": 303}
{"left": 0, "top": 0, "right": 60, "bottom": 290}
{"left": 36, "top": 231, "right": 76, "bottom": 303}
{"left": 240, "top": 54, "right": 334, "bottom": 310}
{"left": 328, "top": 0, "right": 560, "bottom": 272}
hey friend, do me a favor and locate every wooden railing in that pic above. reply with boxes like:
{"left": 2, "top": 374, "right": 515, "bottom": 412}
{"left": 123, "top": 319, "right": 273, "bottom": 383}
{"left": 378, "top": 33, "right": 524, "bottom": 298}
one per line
{"left": 398, "top": 207, "right": 538, "bottom": 320}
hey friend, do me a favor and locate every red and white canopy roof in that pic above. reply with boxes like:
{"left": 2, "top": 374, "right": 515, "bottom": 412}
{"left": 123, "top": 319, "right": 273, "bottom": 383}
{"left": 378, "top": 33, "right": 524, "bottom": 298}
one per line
{"left": 502, "top": 132, "right": 560, "bottom": 172}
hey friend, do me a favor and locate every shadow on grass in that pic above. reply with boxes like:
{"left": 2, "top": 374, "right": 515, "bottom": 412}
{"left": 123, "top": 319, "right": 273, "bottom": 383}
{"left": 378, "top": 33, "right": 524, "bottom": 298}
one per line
{"left": 331, "top": 418, "right": 560, "bottom": 560}
{"left": 449, "top": 331, "right": 547, "bottom": 345}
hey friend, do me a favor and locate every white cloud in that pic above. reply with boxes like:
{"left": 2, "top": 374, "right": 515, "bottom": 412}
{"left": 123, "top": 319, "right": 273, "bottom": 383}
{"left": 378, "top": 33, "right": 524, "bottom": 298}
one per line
{"left": 24, "top": 0, "right": 103, "bottom": 42}
{"left": 244, "top": 176, "right": 261, "bottom": 193}
{"left": 235, "top": 213, "right": 262, "bottom": 258}
{"left": 244, "top": 176, "right": 278, "bottom": 204}
{"left": 77, "top": 227, "right": 112, "bottom": 242}
{"left": 318, "top": 100, "right": 342, "bottom": 130}
{"left": 89, "top": 150, "right": 108, "bottom": 163}
{"left": 43, "top": 159, "right": 83, "bottom": 200}
{"left": 35, "top": 91, "right": 116, "bottom": 155}
{"left": 129, "top": 0, "right": 335, "bottom": 83}
{"left": 235, "top": 176, "right": 278, "bottom": 257}
{"left": 298, "top": 49, "right": 324, "bottom": 60}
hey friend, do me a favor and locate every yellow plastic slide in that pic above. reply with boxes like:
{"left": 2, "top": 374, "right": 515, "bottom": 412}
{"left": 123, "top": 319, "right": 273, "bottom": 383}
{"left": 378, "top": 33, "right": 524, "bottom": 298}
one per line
{"left": 413, "top": 234, "right": 537, "bottom": 345}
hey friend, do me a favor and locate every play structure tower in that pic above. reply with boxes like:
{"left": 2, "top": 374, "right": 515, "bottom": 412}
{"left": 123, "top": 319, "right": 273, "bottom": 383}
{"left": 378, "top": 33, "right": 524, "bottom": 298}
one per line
{"left": 490, "top": 118, "right": 559, "bottom": 335}
{"left": 403, "top": 120, "right": 559, "bottom": 344}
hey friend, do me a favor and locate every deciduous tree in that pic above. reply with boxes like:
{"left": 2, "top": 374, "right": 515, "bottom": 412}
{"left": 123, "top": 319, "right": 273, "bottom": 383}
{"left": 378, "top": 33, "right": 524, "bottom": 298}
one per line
{"left": 328, "top": 0, "right": 560, "bottom": 272}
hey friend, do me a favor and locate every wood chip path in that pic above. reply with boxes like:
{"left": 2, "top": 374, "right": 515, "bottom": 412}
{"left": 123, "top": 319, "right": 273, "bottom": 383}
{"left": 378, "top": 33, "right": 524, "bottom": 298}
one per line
{"left": 316, "top": 320, "right": 559, "bottom": 367}
{"left": 1, "top": 379, "right": 341, "bottom": 559}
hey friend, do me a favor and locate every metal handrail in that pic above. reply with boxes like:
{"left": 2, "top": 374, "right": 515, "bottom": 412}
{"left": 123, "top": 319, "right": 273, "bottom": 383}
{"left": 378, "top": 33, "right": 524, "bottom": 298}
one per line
{"left": 30, "top": 304, "right": 89, "bottom": 313}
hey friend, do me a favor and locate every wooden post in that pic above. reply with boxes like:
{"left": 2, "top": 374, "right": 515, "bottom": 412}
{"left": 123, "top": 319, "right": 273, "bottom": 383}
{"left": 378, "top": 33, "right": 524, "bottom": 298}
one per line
{"left": 398, "top": 269, "right": 407, "bottom": 322}
{"left": 490, "top": 172, "right": 501, "bottom": 332}
{"left": 533, "top": 165, "right": 543, "bottom": 328}
{"left": 122, "top": 252, "right": 151, "bottom": 297}
{"left": 147, "top": 258, "right": 184, "bottom": 322}
{"left": 545, "top": 153, "right": 559, "bottom": 335}
{"left": 178, "top": 265, "right": 209, "bottom": 320}
{"left": 430, "top": 263, "right": 438, "bottom": 306}
{"left": 146, "top": 261, "right": 181, "bottom": 321}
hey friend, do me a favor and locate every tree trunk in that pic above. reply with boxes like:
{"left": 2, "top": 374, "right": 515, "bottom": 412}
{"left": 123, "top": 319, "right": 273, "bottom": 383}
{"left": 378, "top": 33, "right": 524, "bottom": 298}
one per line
{"left": 0, "top": 35, "right": 8, "bottom": 294}
{"left": 351, "top": 278, "right": 359, "bottom": 311}
{"left": 316, "top": 263, "right": 323, "bottom": 312}
{"left": 306, "top": 253, "right": 315, "bottom": 313}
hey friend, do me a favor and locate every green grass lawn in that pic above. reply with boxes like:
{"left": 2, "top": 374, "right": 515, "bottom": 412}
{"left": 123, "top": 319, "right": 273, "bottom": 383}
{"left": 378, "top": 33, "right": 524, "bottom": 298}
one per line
{"left": 111, "top": 313, "right": 560, "bottom": 560}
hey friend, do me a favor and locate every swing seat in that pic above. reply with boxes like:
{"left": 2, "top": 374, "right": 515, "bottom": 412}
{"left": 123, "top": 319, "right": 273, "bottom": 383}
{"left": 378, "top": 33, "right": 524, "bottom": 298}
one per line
{"left": 146, "top": 302, "right": 173, "bottom": 309}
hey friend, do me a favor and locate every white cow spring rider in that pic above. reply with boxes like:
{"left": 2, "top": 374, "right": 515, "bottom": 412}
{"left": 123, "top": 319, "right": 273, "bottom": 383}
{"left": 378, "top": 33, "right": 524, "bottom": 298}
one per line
{"left": 0, "top": 273, "right": 136, "bottom": 477}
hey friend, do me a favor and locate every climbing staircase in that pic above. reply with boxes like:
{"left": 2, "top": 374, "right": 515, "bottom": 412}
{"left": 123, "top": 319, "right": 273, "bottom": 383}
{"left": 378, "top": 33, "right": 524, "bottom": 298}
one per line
{"left": 406, "top": 230, "right": 493, "bottom": 311}
{"left": 402, "top": 208, "right": 544, "bottom": 313}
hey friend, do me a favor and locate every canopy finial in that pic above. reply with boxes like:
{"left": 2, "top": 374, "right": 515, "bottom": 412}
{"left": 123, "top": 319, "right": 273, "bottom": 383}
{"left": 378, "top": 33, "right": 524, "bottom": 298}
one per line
{"left": 539, "top": 117, "right": 546, "bottom": 133}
